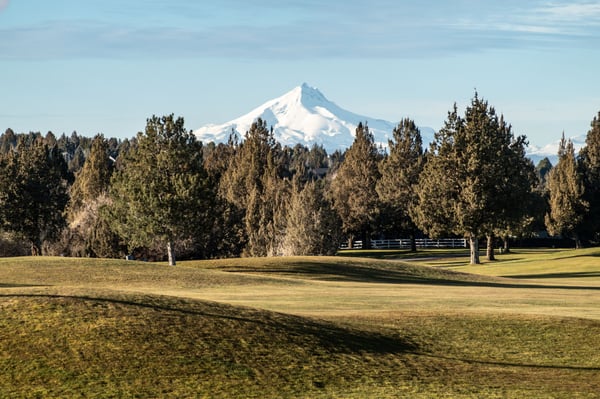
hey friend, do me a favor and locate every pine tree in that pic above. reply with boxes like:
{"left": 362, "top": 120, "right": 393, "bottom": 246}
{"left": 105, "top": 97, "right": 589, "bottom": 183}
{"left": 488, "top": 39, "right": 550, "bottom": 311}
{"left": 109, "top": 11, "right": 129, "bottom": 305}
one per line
{"left": 546, "top": 135, "right": 588, "bottom": 248}
{"left": 282, "top": 178, "right": 342, "bottom": 256}
{"left": 67, "top": 134, "right": 119, "bottom": 257}
{"left": 377, "top": 118, "right": 425, "bottom": 251}
{"left": 108, "top": 115, "right": 213, "bottom": 265}
{"left": 69, "top": 145, "right": 86, "bottom": 173}
{"left": 0, "top": 137, "right": 69, "bottom": 255}
{"left": 69, "top": 134, "right": 113, "bottom": 210}
{"left": 217, "top": 118, "right": 288, "bottom": 257}
{"left": 580, "top": 111, "right": 600, "bottom": 240}
{"left": 0, "top": 128, "right": 17, "bottom": 154}
{"left": 330, "top": 122, "right": 381, "bottom": 249}
{"left": 413, "top": 104, "right": 468, "bottom": 256}
{"left": 203, "top": 131, "right": 239, "bottom": 181}
{"left": 535, "top": 157, "right": 553, "bottom": 191}
{"left": 244, "top": 154, "right": 289, "bottom": 257}
{"left": 414, "top": 94, "right": 533, "bottom": 264}
{"left": 479, "top": 116, "right": 536, "bottom": 260}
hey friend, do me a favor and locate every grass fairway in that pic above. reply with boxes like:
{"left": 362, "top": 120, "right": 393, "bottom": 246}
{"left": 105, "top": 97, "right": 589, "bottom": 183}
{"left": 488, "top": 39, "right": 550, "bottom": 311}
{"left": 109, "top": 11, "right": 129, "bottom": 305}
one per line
{"left": 0, "top": 250, "right": 599, "bottom": 398}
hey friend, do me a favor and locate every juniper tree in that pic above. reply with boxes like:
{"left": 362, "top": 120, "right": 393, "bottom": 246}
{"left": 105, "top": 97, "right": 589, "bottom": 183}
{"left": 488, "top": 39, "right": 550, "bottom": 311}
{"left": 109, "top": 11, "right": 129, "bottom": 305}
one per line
{"left": 545, "top": 135, "right": 588, "bottom": 248}
{"left": 412, "top": 104, "right": 467, "bottom": 257}
{"left": 330, "top": 122, "right": 381, "bottom": 249}
{"left": 580, "top": 111, "right": 600, "bottom": 240}
{"left": 535, "top": 157, "right": 553, "bottom": 191}
{"left": 245, "top": 153, "right": 289, "bottom": 257}
{"left": 109, "top": 115, "right": 213, "bottom": 265}
{"left": 218, "top": 118, "right": 287, "bottom": 257}
{"left": 0, "top": 128, "right": 17, "bottom": 154}
{"left": 67, "top": 134, "right": 119, "bottom": 257}
{"left": 414, "top": 94, "right": 533, "bottom": 264}
{"left": 484, "top": 117, "right": 536, "bottom": 258}
{"left": 69, "top": 134, "right": 113, "bottom": 210}
{"left": 377, "top": 118, "right": 425, "bottom": 251}
{"left": 0, "top": 137, "right": 69, "bottom": 255}
{"left": 282, "top": 177, "right": 342, "bottom": 256}
{"left": 201, "top": 134, "right": 243, "bottom": 258}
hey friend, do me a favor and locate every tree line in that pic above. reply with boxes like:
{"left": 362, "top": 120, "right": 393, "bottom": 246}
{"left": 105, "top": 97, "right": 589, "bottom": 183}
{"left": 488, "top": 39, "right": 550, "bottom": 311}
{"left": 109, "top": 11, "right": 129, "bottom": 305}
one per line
{"left": 0, "top": 93, "right": 599, "bottom": 264}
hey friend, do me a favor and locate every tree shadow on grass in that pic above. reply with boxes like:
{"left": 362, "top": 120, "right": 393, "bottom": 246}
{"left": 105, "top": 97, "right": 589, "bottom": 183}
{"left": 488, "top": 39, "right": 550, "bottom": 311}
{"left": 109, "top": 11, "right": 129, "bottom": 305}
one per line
{"left": 0, "top": 283, "right": 49, "bottom": 288}
{"left": 219, "top": 262, "right": 600, "bottom": 291}
{"left": 0, "top": 292, "right": 418, "bottom": 356}
{"left": 503, "top": 271, "right": 600, "bottom": 279}
{"left": 416, "top": 351, "right": 600, "bottom": 372}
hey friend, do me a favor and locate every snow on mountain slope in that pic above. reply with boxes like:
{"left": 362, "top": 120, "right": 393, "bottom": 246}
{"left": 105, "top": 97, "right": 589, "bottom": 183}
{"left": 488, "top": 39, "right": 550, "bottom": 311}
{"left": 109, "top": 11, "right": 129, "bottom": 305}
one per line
{"left": 526, "top": 135, "right": 586, "bottom": 166}
{"left": 194, "top": 82, "right": 585, "bottom": 165}
{"left": 194, "top": 83, "right": 435, "bottom": 152}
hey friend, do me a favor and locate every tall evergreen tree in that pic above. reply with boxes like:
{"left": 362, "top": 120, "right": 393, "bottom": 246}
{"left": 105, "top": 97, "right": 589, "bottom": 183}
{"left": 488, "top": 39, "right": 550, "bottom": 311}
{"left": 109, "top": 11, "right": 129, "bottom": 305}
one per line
{"left": 535, "top": 157, "right": 553, "bottom": 191}
{"left": 69, "top": 134, "right": 113, "bottom": 210}
{"left": 330, "top": 122, "right": 381, "bottom": 249}
{"left": 485, "top": 118, "right": 536, "bottom": 257}
{"left": 580, "top": 111, "right": 600, "bottom": 241}
{"left": 69, "top": 145, "right": 86, "bottom": 173}
{"left": 414, "top": 94, "right": 532, "bottom": 264}
{"left": 67, "top": 134, "right": 120, "bottom": 258}
{"left": 413, "top": 104, "right": 470, "bottom": 257}
{"left": 545, "top": 135, "right": 588, "bottom": 248}
{"left": 0, "top": 137, "right": 69, "bottom": 255}
{"left": 377, "top": 118, "right": 425, "bottom": 251}
{"left": 282, "top": 178, "right": 342, "bottom": 256}
{"left": 218, "top": 118, "right": 287, "bottom": 257}
{"left": 0, "top": 128, "right": 17, "bottom": 154}
{"left": 108, "top": 115, "right": 213, "bottom": 265}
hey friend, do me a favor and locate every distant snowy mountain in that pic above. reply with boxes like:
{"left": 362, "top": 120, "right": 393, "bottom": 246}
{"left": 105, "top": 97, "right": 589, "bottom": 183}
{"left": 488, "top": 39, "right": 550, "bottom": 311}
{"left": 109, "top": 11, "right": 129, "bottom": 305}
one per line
{"left": 194, "top": 83, "right": 586, "bottom": 165}
{"left": 194, "top": 83, "right": 435, "bottom": 153}
{"left": 526, "top": 135, "right": 586, "bottom": 166}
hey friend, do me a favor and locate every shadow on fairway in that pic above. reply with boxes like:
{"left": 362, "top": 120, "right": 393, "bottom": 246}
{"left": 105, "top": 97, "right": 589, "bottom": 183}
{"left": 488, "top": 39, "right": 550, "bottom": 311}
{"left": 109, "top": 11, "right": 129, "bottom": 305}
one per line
{"left": 219, "top": 261, "right": 600, "bottom": 291}
{"left": 417, "top": 351, "right": 600, "bottom": 372}
{"left": 0, "top": 292, "right": 418, "bottom": 356}
{"left": 503, "top": 271, "right": 600, "bottom": 280}
{"left": 0, "top": 283, "right": 49, "bottom": 288}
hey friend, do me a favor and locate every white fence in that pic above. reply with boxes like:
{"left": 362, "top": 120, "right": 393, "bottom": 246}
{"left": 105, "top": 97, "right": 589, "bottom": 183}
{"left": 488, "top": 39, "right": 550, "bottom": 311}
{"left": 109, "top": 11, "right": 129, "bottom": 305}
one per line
{"left": 340, "top": 238, "right": 467, "bottom": 250}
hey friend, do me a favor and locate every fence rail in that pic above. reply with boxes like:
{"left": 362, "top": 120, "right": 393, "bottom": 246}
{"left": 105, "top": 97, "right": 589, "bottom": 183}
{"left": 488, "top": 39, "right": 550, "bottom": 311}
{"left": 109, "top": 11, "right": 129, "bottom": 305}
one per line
{"left": 340, "top": 238, "right": 467, "bottom": 250}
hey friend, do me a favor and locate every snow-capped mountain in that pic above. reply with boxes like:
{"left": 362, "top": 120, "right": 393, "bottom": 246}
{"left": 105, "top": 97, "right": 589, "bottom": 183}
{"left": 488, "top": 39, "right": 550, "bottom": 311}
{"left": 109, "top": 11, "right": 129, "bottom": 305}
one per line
{"left": 526, "top": 135, "right": 586, "bottom": 166}
{"left": 194, "top": 83, "right": 586, "bottom": 165}
{"left": 194, "top": 83, "right": 435, "bottom": 152}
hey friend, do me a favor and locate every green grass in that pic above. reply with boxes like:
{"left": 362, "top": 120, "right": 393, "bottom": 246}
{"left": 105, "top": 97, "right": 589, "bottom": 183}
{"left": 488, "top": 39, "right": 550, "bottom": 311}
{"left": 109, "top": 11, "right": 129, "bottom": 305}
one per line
{"left": 0, "top": 249, "right": 599, "bottom": 397}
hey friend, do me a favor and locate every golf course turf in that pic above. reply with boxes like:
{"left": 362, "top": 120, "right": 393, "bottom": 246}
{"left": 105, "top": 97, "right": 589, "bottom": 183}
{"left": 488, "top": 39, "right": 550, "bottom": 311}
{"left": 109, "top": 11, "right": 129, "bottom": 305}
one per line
{"left": 0, "top": 249, "right": 598, "bottom": 398}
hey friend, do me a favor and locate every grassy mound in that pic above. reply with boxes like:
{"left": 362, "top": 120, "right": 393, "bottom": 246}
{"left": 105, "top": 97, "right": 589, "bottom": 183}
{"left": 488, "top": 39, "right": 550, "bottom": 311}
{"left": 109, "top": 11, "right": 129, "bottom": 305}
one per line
{"left": 0, "top": 290, "right": 599, "bottom": 398}
{"left": 0, "top": 290, "right": 415, "bottom": 398}
{"left": 188, "top": 255, "right": 510, "bottom": 285}
{"left": 0, "top": 250, "right": 599, "bottom": 397}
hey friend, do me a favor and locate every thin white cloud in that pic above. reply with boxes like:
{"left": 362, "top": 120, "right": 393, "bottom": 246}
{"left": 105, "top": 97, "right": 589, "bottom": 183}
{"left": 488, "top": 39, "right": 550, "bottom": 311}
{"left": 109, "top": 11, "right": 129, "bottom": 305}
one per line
{"left": 1, "top": 1, "right": 599, "bottom": 61}
{"left": 536, "top": 2, "right": 600, "bottom": 23}
{"left": 447, "top": 1, "right": 600, "bottom": 41}
{"left": 509, "top": 1, "right": 600, "bottom": 35}
{"left": 498, "top": 24, "right": 563, "bottom": 35}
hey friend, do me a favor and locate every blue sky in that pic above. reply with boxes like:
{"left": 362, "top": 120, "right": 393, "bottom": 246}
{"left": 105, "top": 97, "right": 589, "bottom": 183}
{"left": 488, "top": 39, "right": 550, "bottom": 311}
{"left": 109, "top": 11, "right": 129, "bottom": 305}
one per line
{"left": 1, "top": 0, "right": 600, "bottom": 147}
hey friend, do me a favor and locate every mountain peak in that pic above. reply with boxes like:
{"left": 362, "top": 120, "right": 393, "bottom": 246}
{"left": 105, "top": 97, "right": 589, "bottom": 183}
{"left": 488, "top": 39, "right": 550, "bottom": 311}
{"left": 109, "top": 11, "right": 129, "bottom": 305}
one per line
{"left": 284, "top": 83, "right": 328, "bottom": 107}
{"left": 193, "top": 84, "right": 434, "bottom": 152}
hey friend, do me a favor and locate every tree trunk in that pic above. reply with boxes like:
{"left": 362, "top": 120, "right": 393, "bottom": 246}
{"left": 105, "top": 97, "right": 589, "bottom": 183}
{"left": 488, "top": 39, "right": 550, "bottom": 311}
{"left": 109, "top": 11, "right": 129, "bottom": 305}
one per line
{"left": 31, "top": 243, "right": 41, "bottom": 256}
{"left": 167, "top": 241, "right": 176, "bottom": 266}
{"left": 503, "top": 236, "right": 511, "bottom": 253}
{"left": 361, "top": 230, "right": 371, "bottom": 250}
{"left": 574, "top": 234, "right": 582, "bottom": 249}
{"left": 486, "top": 234, "right": 495, "bottom": 261}
{"left": 469, "top": 235, "right": 480, "bottom": 265}
{"left": 31, "top": 237, "right": 42, "bottom": 256}
{"left": 409, "top": 232, "right": 417, "bottom": 253}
